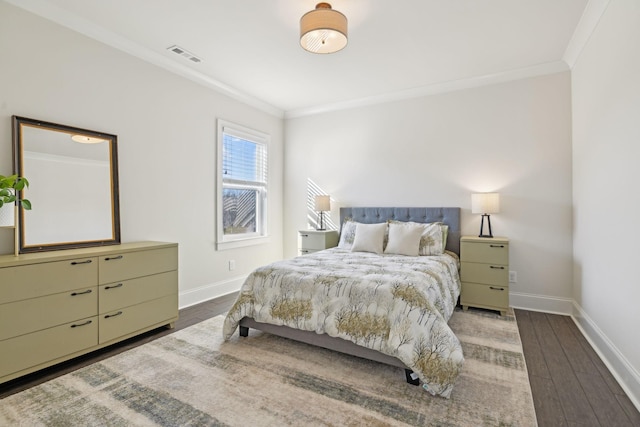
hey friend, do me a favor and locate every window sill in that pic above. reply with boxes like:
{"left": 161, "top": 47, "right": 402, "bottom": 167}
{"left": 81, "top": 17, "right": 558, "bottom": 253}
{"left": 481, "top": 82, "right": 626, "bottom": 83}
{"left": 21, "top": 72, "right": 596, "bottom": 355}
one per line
{"left": 216, "top": 236, "right": 271, "bottom": 250}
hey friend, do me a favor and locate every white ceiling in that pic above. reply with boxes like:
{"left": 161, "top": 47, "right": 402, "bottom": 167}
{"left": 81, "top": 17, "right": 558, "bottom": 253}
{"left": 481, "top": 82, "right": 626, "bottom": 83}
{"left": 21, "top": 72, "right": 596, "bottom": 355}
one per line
{"left": 9, "top": 0, "right": 601, "bottom": 118}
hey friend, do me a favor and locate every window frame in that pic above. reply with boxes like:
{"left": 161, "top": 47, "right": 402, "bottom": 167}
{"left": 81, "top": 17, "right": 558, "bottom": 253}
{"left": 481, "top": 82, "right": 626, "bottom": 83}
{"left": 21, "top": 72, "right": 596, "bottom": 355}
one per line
{"left": 216, "top": 119, "right": 270, "bottom": 250}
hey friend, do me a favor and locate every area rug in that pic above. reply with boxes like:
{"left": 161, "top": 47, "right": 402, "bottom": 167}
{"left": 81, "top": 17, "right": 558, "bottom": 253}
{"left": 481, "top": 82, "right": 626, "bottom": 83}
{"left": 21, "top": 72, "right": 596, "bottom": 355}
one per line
{"left": 0, "top": 308, "right": 537, "bottom": 426}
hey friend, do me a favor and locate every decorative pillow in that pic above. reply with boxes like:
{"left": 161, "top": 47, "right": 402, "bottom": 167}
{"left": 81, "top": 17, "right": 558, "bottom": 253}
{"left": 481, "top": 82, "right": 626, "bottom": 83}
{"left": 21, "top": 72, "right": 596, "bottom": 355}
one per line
{"left": 384, "top": 222, "right": 423, "bottom": 256}
{"left": 388, "top": 220, "right": 444, "bottom": 256}
{"left": 440, "top": 224, "right": 449, "bottom": 249}
{"left": 337, "top": 218, "right": 357, "bottom": 250}
{"left": 418, "top": 222, "right": 444, "bottom": 256}
{"left": 351, "top": 223, "right": 387, "bottom": 254}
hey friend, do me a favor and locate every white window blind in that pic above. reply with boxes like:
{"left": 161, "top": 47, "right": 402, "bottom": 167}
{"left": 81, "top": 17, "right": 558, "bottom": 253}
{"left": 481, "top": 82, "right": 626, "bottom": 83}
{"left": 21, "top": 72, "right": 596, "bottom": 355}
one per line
{"left": 217, "top": 120, "right": 269, "bottom": 249}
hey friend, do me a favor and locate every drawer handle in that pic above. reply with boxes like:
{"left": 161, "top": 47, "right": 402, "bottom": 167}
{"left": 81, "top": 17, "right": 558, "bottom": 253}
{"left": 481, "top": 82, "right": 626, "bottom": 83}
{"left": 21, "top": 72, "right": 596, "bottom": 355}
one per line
{"left": 301, "top": 249, "right": 309, "bottom": 253}
{"left": 104, "top": 311, "right": 123, "bottom": 319}
{"left": 489, "top": 266, "right": 505, "bottom": 270}
{"left": 489, "top": 245, "right": 505, "bottom": 248}
{"left": 300, "top": 234, "right": 309, "bottom": 237}
{"left": 105, "top": 283, "right": 123, "bottom": 290}
{"left": 70, "top": 260, "right": 92, "bottom": 265}
{"left": 71, "top": 320, "right": 92, "bottom": 328}
{"left": 71, "top": 289, "right": 92, "bottom": 296}
{"left": 489, "top": 287, "right": 505, "bottom": 291}
{"left": 104, "top": 255, "right": 123, "bottom": 261}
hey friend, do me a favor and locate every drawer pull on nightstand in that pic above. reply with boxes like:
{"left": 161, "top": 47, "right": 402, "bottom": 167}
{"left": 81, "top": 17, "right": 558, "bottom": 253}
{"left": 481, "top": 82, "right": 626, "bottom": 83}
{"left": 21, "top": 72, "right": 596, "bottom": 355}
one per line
{"left": 71, "top": 289, "right": 92, "bottom": 296}
{"left": 300, "top": 234, "right": 309, "bottom": 237}
{"left": 104, "top": 311, "right": 123, "bottom": 319}
{"left": 489, "top": 266, "right": 505, "bottom": 269}
{"left": 70, "top": 320, "right": 92, "bottom": 328}
{"left": 70, "top": 260, "right": 92, "bottom": 265}
{"left": 489, "top": 245, "right": 505, "bottom": 248}
{"left": 105, "top": 283, "right": 123, "bottom": 290}
{"left": 104, "top": 255, "right": 123, "bottom": 261}
{"left": 490, "top": 287, "right": 505, "bottom": 291}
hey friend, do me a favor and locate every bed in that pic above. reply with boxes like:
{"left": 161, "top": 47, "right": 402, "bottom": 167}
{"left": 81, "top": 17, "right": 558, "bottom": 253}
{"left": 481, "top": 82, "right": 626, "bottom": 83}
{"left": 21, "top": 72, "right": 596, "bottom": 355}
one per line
{"left": 223, "top": 207, "right": 464, "bottom": 398}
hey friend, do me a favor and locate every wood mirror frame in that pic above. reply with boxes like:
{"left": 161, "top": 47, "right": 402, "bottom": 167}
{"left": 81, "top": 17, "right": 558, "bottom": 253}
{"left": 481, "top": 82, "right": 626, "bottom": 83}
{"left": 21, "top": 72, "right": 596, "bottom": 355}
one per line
{"left": 12, "top": 116, "right": 120, "bottom": 253}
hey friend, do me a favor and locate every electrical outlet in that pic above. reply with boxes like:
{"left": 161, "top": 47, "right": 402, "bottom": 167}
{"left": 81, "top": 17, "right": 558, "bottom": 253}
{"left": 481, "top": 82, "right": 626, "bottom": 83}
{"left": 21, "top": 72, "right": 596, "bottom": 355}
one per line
{"left": 229, "top": 260, "right": 235, "bottom": 271}
{"left": 509, "top": 271, "right": 517, "bottom": 283}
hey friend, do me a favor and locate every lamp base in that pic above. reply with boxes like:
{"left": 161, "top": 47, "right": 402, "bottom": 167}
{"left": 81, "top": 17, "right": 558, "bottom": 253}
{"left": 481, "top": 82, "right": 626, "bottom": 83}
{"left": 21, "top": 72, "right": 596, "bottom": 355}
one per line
{"left": 478, "top": 214, "right": 494, "bottom": 238}
{"left": 316, "top": 211, "right": 326, "bottom": 231}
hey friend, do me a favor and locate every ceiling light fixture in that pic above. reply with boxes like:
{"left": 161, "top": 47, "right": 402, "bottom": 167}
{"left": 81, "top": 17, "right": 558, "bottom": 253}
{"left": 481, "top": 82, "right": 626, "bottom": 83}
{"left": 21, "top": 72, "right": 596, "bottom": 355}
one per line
{"left": 71, "top": 134, "right": 107, "bottom": 144}
{"left": 300, "top": 2, "right": 348, "bottom": 54}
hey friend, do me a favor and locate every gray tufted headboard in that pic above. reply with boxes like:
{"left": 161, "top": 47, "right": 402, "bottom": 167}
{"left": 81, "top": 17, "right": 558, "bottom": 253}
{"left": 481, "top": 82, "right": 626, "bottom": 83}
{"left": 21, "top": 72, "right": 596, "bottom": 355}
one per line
{"left": 339, "top": 207, "right": 461, "bottom": 255}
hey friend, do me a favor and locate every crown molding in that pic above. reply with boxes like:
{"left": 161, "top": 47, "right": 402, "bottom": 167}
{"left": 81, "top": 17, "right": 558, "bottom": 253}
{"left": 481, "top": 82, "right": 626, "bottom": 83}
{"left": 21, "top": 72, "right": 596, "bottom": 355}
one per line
{"left": 285, "top": 61, "right": 570, "bottom": 119}
{"left": 8, "top": 0, "right": 586, "bottom": 121}
{"left": 5, "top": 0, "right": 285, "bottom": 119}
{"left": 563, "top": 0, "right": 611, "bottom": 68}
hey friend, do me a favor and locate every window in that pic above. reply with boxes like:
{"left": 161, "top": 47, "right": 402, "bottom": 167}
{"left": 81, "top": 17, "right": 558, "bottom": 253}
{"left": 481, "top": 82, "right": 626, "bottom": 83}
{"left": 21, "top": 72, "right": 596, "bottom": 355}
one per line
{"left": 216, "top": 120, "right": 269, "bottom": 249}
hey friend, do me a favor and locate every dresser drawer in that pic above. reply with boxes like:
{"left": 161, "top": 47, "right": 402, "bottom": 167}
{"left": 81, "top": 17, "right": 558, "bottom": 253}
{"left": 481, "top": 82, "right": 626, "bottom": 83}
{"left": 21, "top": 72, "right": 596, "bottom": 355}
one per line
{"left": 99, "top": 293, "right": 178, "bottom": 344}
{"left": 0, "top": 287, "right": 97, "bottom": 341}
{"left": 460, "top": 262, "right": 508, "bottom": 286}
{"left": 298, "top": 231, "right": 338, "bottom": 250}
{"left": 460, "top": 241, "right": 508, "bottom": 265}
{"left": 298, "top": 232, "right": 327, "bottom": 250}
{"left": 460, "top": 282, "right": 509, "bottom": 311}
{"left": 0, "top": 316, "right": 98, "bottom": 380}
{"left": 99, "top": 271, "right": 178, "bottom": 314}
{"left": 98, "top": 246, "right": 178, "bottom": 284}
{"left": 0, "top": 257, "right": 97, "bottom": 305}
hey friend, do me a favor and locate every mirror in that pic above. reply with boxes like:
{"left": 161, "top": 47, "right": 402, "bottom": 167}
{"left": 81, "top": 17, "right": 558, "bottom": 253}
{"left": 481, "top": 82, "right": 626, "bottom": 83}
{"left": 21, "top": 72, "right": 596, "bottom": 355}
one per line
{"left": 12, "top": 116, "right": 120, "bottom": 253}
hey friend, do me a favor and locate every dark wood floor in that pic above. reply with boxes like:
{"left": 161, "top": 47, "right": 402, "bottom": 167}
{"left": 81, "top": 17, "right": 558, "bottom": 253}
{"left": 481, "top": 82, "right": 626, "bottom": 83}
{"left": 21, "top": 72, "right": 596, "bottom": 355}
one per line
{"left": 2, "top": 296, "right": 639, "bottom": 426}
{"left": 514, "top": 309, "right": 640, "bottom": 426}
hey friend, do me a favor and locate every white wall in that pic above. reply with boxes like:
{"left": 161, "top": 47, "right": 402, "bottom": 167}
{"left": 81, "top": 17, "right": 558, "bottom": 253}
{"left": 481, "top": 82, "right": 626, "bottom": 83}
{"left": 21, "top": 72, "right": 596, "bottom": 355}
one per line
{"left": 285, "top": 73, "right": 574, "bottom": 313}
{"left": 572, "top": 0, "right": 640, "bottom": 406}
{"left": 0, "top": 2, "right": 284, "bottom": 306}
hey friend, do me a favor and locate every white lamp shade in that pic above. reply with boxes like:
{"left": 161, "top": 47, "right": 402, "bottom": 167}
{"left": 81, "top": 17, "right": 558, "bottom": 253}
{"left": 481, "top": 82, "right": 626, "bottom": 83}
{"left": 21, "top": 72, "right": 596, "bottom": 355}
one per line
{"left": 471, "top": 193, "right": 500, "bottom": 214}
{"left": 314, "top": 195, "right": 331, "bottom": 211}
{"left": 0, "top": 203, "right": 15, "bottom": 227}
{"left": 300, "top": 3, "right": 348, "bottom": 54}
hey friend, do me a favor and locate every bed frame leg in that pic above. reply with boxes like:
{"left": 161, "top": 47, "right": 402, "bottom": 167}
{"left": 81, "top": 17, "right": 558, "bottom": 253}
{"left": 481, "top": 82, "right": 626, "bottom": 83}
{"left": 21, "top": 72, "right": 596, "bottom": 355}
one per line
{"left": 239, "top": 326, "right": 249, "bottom": 337}
{"left": 405, "top": 369, "right": 420, "bottom": 386}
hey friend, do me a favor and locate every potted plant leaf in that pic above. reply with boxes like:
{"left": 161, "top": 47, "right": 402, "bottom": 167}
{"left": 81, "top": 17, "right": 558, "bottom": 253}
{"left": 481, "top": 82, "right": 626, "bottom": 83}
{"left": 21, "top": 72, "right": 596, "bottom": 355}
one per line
{"left": 0, "top": 174, "right": 31, "bottom": 227}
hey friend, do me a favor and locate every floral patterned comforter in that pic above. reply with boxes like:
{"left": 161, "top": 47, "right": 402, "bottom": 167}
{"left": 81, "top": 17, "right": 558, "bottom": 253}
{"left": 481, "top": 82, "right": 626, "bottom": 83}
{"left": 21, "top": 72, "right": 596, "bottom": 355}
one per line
{"left": 222, "top": 248, "right": 464, "bottom": 398}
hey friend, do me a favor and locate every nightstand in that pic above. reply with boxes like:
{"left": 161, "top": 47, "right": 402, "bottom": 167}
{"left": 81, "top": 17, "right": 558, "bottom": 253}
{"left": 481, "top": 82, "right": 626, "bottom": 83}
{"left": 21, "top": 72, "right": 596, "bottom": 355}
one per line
{"left": 298, "top": 230, "right": 339, "bottom": 255}
{"left": 460, "top": 235, "right": 509, "bottom": 316}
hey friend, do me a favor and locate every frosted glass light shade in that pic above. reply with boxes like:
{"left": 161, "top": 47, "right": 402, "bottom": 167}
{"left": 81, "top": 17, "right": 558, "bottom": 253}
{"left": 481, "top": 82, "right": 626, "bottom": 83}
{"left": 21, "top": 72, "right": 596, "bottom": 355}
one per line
{"left": 71, "top": 134, "right": 107, "bottom": 144}
{"left": 471, "top": 193, "right": 500, "bottom": 214}
{"left": 314, "top": 195, "right": 331, "bottom": 211}
{"left": 300, "top": 3, "right": 348, "bottom": 54}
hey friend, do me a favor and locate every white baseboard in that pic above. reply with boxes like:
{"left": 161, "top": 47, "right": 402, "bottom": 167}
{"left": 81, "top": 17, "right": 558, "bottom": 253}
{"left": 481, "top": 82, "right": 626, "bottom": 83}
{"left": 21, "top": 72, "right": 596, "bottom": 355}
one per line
{"left": 509, "top": 291, "right": 573, "bottom": 315}
{"left": 571, "top": 302, "right": 640, "bottom": 412}
{"left": 179, "top": 275, "right": 246, "bottom": 309}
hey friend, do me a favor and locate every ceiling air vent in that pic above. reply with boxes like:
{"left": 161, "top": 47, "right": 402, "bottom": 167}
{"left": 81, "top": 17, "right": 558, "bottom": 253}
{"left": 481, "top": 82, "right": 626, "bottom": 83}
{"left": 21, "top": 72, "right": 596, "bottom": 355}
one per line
{"left": 167, "top": 45, "right": 202, "bottom": 63}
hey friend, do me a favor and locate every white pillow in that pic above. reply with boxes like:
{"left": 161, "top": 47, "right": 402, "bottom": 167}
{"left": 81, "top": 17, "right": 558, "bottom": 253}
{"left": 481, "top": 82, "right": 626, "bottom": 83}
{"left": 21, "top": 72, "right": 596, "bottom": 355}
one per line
{"left": 388, "top": 220, "right": 445, "bottom": 255}
{"left": 384, "top": 222, "right": 423, "bottom": 256}
{"left": 351, "top": 223, "right": 387, "bottom": 254}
